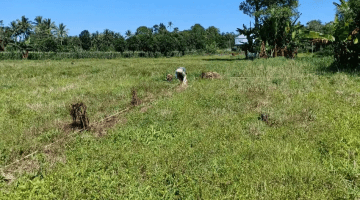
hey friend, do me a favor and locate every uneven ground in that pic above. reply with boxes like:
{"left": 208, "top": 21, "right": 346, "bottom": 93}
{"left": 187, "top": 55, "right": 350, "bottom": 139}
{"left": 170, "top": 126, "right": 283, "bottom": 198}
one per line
{"left": 1, "top": 55, "right": 360, "bottom": 199}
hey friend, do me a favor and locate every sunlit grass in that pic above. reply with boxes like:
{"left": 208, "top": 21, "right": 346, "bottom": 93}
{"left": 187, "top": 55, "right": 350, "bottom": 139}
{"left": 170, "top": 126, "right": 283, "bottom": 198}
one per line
{"left": 1, "top": 55, "right": 360, "bottom": 198}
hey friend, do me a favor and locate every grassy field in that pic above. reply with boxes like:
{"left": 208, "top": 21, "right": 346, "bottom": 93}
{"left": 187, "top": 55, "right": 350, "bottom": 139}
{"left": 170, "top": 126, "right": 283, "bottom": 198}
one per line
{"left": 1, "top": 54, "right": 360, "bottom": 199}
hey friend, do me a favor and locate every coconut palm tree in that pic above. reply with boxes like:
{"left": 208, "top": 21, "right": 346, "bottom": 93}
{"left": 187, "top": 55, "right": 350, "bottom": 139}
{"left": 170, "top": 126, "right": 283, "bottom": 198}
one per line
{"left": 56, "top": 23, "right": 68, "bottom": 45}
{"left": 91, "top": 31, "right": 100, "bottom": 50}
{"left": 153, "top": 25, "right": 159, "bottom": 34}
{"left": 168, "top": 21, "right": 173, "bottom": 32}
{"left": 42, "top": 18, "right": 56, "bottom": 36}
{"left": 16, "top": 16, "right": 32, "bottom": 42}
{"left": 9, "top": 20, "right": 19, "bottom": 42}
{"left": 34, "top": 16, "right": 43, "bottom": 26}
{"left": 125, "top": 30, "right": 132, "bottom": 39}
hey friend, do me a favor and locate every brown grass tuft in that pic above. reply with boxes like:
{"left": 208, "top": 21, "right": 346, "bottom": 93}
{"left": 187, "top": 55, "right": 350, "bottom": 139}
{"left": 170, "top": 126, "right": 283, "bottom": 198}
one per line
{"left": 201, "top": 72, "right": 222, "bottom": 79}
{"left": 166, "top": 74, "right": 173, "bottom": 82}
{"left": 70, "top": 102, "right": 90, "bottom": 130}
{"left": 131, "top": 89, "right": 142, "bottom": 106}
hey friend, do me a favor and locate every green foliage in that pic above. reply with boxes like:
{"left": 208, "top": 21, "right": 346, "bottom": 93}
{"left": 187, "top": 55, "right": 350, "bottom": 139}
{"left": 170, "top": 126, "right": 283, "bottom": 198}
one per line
{"left": 306, "top": 20, "right": 323, "bottom": 32}
{"left": 1, "top": 16, "right": 237, "bottom": 56}
{"left": 205, "top": 41, "right": 218, "bottom": 54}
{"left": 114, "top": 36, "right": 126, "bottom": 53}
{"left": 79, "top": 30, "right": 91, "bottom": 51}
{"left": 238, "top": 0, "right": 301, "bottom": 58}
{"left": 303, "top": 30, "right": 335, "bottom": 42}
{"left": 333, "top": 0, "right": 360, "bottom": 68}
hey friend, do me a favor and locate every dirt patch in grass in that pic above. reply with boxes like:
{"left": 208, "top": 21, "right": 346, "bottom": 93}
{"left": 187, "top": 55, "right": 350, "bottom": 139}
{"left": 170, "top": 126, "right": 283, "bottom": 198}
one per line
{"left": 91, "top": 115, "right": 127, "bottom": 137}
{"left": 1, "top": 170, "right": 16, "bottom": 184}
{"left": 2, "top": 158, "right": 40, "bottom": 185}
{"left": 176, "top": 84, "right": 188, "bottom": 92}
{"left": 201, "top": 72, "right": 222, "bottom": 79}
{"left": 140, "top": 105, "right": 152, "bottom": 113}
{"left": 43, "top": 141, "right": 67, "bottom": 167}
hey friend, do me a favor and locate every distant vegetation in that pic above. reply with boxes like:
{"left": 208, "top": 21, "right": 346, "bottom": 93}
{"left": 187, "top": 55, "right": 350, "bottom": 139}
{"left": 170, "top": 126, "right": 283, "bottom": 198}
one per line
{"left": 0, "top": 0, "right": 358, "bottom": 66}
{"left": 0, "top": 18, "right": 236, "bottom": 57}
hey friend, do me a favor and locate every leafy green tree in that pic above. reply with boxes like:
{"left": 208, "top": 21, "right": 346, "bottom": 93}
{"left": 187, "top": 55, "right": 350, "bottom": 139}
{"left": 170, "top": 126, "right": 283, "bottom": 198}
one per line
{"left": 190, "top": 24, "right": 206, "bottom": 50}
{"left": 127, "top": 35, "right": 140, "bottom": 52}
{"left": 79, "top": 30, "right": 91, "bottom": 50}
{"left": 114, "top": 34, "right": 126, "bottom": 52}
{"left": 156, "top": 32, "right": 176, "bottom": 55}
{"left": 322, "top": 22, "right": 335, "bottom": 35}
{"left": 39, "top": 37, "right": 58, "bottom": 52}
{"left": 173, "top": 32, "right": 186, "bottom": 54}
{"left": 143, "top": 34, "right": 158, "bottom": 53}
{"left": 219, "top": 32, "right": 236, "bottom": 49}
{"left": 239, "top": 0, "right": 298, "bottom": 29}
{"left": 206, "top": 26, "right": 221, "bottom": 47}
{"left": 67, "top": 36, "right": 82, "bottom": 51}
{"left": 238, "top": 0, "right": 300, "bottom": 58}
{"left": 306, "top": 20, "right": 323, "bottom": 32}
{"left": 135, "top": 26, "right": 152, "bottom": 35}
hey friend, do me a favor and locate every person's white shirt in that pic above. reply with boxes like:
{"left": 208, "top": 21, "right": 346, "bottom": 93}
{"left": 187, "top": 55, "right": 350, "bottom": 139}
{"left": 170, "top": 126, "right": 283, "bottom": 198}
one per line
{"left": 175, "top": 67, "right": 187, "bottom": 84}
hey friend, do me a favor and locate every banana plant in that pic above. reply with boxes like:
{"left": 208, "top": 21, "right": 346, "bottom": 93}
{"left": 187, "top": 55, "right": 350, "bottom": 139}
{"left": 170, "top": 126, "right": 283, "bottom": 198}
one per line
{"left": 302, "top": 30, "right": 335, "bottom": 42}
{"left": 236, "top": 23, "right": 256, "bottom": 58}
{"left": 333, "top": 0, "right": 359, "bottom": 44}
{"left": 332, "top": 0, "right": 360, "bottom": 67}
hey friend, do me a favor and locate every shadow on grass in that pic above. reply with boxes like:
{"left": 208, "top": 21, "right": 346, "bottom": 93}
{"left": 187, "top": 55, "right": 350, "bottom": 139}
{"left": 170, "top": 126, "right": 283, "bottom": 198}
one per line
{"left": 202, "top": 58, "right": 248, "bottom": 62}
{"left": 317, "top": 61, "right": 360, "bottom": 76}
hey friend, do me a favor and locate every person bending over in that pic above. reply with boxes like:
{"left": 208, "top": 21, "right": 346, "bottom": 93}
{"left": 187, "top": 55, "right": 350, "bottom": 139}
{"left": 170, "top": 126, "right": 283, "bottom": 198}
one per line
{"left": 175, "top": 67, "right": 187, "bottom": 85}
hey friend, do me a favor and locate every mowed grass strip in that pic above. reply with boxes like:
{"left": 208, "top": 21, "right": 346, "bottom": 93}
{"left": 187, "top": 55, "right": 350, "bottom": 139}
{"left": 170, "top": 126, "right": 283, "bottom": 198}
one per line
{"left": 1, "top": 55, "right": 360, "bottom": 198}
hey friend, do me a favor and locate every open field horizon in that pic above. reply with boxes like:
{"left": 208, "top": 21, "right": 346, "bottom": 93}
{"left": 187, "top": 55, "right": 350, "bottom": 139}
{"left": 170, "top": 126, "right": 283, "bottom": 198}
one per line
{"left": 1, "top": 55, "right": 360, "bottom": 198}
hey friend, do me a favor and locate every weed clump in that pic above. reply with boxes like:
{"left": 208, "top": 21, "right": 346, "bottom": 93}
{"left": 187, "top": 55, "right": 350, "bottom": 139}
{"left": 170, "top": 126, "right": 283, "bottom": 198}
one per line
{"left": 70, "top": 102, "right": 90, "bottom": 130}
{"left": 201, "top": 72, "right": 222, "bottom": 79}
{"left": 259, "top": 113, "right": 275, "bottom": 127}
{"left": 131, "top": 89, "right": 141, "bottom": 106}
{"left": 166, "top": 74, "right": 173, "bottom": 82}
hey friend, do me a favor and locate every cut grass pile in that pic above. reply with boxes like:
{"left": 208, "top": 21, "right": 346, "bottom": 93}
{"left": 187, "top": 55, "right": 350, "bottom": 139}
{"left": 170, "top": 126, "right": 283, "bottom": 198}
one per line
{"left": 1, "top": 55, "right": 360, "bottom": 198}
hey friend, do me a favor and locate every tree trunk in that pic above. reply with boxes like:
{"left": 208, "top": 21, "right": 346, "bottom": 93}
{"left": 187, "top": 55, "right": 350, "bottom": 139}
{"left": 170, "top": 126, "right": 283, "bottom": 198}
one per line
{"left": 274, "top": 42, "right": 277, "bottom": 57}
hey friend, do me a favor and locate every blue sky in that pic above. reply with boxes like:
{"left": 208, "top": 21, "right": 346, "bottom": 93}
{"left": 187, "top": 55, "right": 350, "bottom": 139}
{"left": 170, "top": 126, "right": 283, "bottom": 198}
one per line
{"left": 1, "top": 0, "right": 337, "bottom": 36}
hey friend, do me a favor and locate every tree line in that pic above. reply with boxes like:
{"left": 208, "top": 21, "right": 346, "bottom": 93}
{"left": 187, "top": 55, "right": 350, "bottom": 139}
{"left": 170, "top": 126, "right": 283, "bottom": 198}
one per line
{"left": 0, "top": 18, "right": 236, "bottom": 55}
{"left": 237, "top": 0, "right": 359, "bottom": 67}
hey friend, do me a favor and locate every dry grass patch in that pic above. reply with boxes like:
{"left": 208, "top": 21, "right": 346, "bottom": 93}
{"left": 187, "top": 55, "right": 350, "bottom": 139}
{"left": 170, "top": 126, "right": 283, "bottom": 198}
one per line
{"left": 201, "top": 72, "right": 222, "bottom": 79}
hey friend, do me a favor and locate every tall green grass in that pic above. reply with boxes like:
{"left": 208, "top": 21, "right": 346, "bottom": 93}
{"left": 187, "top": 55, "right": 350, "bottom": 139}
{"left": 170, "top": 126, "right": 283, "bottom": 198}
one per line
{"left": 1, "top": 55, "right": 360, "bottom": 198}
